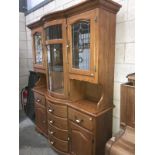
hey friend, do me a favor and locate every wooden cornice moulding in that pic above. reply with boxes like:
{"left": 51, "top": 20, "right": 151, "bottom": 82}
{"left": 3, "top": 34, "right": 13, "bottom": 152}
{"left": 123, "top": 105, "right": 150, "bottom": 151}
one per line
{"left": 27, "top": 0, "right": 121, "bottom": 29}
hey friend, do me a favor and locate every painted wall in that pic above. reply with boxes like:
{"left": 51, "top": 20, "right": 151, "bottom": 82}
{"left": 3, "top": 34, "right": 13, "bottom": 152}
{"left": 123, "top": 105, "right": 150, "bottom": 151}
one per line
{"left": 19, "top": 12, "right": 33, "bottom": 110}
{"left": 19, "top": 0, "right": 135, "bottom": 134}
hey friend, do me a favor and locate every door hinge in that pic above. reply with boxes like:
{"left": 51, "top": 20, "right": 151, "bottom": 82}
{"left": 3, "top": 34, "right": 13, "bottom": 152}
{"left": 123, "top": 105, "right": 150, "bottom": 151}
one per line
{"left": 94, "top": 16, "right": 97, "bottom": 23}
{"left": 92, "top": 139, "right": 94, "bottom": 144}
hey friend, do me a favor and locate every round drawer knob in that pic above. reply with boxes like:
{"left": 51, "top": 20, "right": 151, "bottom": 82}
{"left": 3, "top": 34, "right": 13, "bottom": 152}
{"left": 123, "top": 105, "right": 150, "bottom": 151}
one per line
{"left": 49, "top": 120, "right": 54, "bottom": 124}
{"left": 36, "top": 99, "right": 40, "bottom": 102}
{"left": 90, "top": 73, "right": 94, "bottom": 77}
{"left": 89, "top": 117, "right": 92, "bottom": 121}
{"left": 75, "top": 119, "right": 82, "bottom": 124}
{"left": 50, "top": 141, "right": 54, "bottom": 145}
{"left": 48, "top": 109, "right": 54, "bottom": 113}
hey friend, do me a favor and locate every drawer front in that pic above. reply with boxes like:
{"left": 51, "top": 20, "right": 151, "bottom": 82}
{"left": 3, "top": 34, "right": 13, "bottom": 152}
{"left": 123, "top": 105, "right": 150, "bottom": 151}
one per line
{"left": 48, "top": 124, "right": 68, "bottom": 141}
{"left": 48, "top": 113, "right": 68, "bottom": 130}
{"left": 34, "top": 92, "right": 45, "bottom": 106}
{"left": 47, "top": 101, "right": 67, "bottom": 118}
{"left": 49, "top": 135, "right": 68, "bottom": 153}
{"left": 68, "top": 108, "right": 94, "bottom": 131}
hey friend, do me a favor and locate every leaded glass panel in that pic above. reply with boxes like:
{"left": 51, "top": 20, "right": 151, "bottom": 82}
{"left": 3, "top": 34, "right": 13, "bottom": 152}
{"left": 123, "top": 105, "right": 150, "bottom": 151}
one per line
{"left": 72, "top": 20, "right": 90, "bottom": 70}
{"left": 45, "top": 24, "right": 62, "bottom": 40}
{"left": 34, "top": 32, "right": 43, "bottom": 64}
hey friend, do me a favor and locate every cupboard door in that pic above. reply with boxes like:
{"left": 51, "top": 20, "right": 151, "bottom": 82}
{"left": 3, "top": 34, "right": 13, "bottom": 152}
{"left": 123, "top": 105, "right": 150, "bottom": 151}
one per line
{"left": 44, "top": 19, "right": 68, "bottom": 98}
{"left": 35, "top": 103, "right": 47, "bottom": 135}
{"left": 47, "top": 44, "right": 64, "bottom": 94}
{"left": 69, "top": 121, "right": 93, "bottom": 155}
{"left": 32, "top": 27, "right": 45, "bottom": 71}
{"left": 67, "top": 9, "right": 98, "bottom": 83}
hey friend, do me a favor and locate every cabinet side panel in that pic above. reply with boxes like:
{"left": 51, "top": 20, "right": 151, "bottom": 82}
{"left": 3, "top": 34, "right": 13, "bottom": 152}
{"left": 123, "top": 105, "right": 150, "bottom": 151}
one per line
{"left": 95, "top": 109, "right": 112, "bottom": 155}
{"left": 121, "top": 84, "right": 135, "bottom": 128}
{"left": 98, "top": 8, "right": 116, "bottom": 107}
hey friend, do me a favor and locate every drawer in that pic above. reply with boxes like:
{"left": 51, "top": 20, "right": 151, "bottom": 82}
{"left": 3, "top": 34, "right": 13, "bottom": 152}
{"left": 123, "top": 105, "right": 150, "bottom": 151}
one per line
{"left": 47, "top": 101, "right": 67, "bottom": 118}
{"left": 48, "top": 113, "right": 68, "bottom": 130}
{"left": 68, "top": 108, "right": 94, "bottom": 131}
{"left": 48, "top": 124, "right": 68, "bottom": 141}
{"left": 49, "top": 135, "right": 68, "bottom": 153}
{"left": 34, "top": 92, "right": 45, "bottom": 106}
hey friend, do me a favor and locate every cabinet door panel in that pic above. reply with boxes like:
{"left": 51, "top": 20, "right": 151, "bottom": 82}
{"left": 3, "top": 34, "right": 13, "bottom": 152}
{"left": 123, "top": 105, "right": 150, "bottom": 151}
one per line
{"left": 32, "top": 27, "right": 45, "bottom": 71}
{"left": 67, "top": 9, "right": 98, "bottom": 83}
{"left": 69, "top": 121, "right": 93, "bottom": 155}
{"left": 35, "top": 103, "right": 47, "bottom": 134}
{"left": 44, "top": 19, "right": 68, "bottom": 98}
{"left": 47, "top": 43, "right": 64, "bottom": 94}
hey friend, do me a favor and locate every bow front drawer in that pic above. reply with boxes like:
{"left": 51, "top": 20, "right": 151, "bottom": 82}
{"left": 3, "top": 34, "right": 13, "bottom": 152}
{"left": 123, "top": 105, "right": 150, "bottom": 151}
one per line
{"left": 48, "top": 124, "right": 68, "bottom": 141}
{"left": 49, "top": 134, "right": 68, "bottom": 153}
{"left": 34, "top": 92, "right": 45, "bottom": 106}
{"left": 47, "top": 101, "right": 67, "bottom": 118}
{"left": 48, "top": 113, "right": 68, "bottom": 130}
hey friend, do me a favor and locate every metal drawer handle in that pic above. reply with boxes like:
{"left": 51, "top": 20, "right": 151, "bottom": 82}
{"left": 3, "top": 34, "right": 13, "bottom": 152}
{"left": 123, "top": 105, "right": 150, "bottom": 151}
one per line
{"left": 49, "top": 120, "right": 54, "bottom": 124}
{"left": 48, "top": 109, "right": 54, "bottom": 113}
{"left": 90, "top": 73, "right": 94, "bottom": 77}
{"left": 36, "top": 98, "right": 41, "bottom": 102}
{"left": 75, "top": 119, "right": 82, "bottom": 124}
{"left": 89, "top": 117, "right": 93, "bottom": 121}
{"left": 48, "top": 130, "right": 54, "bottom": 135}
{"left": 50, "top": 141, "right": 54, "bottom": 145}
{"left": 49, "top": 131, "right": 54, "bottom": 135}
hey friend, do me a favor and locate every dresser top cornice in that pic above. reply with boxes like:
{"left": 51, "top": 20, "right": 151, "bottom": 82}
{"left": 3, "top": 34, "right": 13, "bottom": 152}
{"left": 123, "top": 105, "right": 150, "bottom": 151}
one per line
{"left": 27, "top": 0, "right": 121, "bottom": 29}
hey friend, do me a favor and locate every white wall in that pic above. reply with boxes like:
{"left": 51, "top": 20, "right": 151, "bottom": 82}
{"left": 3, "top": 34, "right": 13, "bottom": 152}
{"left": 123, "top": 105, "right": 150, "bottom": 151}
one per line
{"left": 113, "top": 0, "right": 135, "bottom": 133}
{"left": 21, "top": 0, "right": 135, "bottom": 134}
{"left": 19, "top": 12, "right": 33, "bottom": 110}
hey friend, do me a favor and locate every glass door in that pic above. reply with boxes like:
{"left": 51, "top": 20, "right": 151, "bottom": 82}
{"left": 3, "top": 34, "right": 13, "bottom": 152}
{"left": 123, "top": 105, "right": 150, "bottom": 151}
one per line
{"left": 72, "top": 20, "right": 90, "bottom": 71}
{"left": 32, "top": 27, "right": 44, "bottom": 69}
{"left": 47, "top": 44, "right": 64, "bottom": 94}
{"left": 67, "top": 10, "right": 97, "bottom": 82}
{"left": 34, "top": 32, "right": 43, "bottom": 64}
{"left": 44, "top": 19, "right": 67, "bottom": 97}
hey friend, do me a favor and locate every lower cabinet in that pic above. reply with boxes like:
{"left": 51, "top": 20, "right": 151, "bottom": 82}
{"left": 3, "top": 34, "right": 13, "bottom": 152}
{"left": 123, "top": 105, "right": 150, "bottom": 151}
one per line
{"left": 35, "top": 103, "right": 47, "bottom": 136}
{"left": 69, "top": 121, "right": 93, "bottom": 155}
{"left": 34, "top": 94, "right": 112, "bottom": 155}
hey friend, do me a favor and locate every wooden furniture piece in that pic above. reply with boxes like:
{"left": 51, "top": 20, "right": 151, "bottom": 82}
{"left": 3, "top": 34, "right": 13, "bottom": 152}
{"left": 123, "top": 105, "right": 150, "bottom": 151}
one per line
{"left": 34, "top": 91, "right": 48, "bottom": 137}
{"left": 105, "top": 73, "right": 135, "bottom": 155}
{"left": 27, "top": 0, "right": 121, "bottom": 155}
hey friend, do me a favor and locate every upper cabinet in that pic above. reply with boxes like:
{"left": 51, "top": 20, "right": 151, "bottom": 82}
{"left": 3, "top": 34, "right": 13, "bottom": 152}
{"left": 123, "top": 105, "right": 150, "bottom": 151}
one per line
{"left": 67, "top": 10, "right": 97, "bottom": 83}
{"left": 44, "top": 19, "right": 68, "bottom": 98}
{"left": 28, "top": 0, "right": 121, "bottom": 99}
{"left": 32, "top": 27, "right": 45, "bottom": 73}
